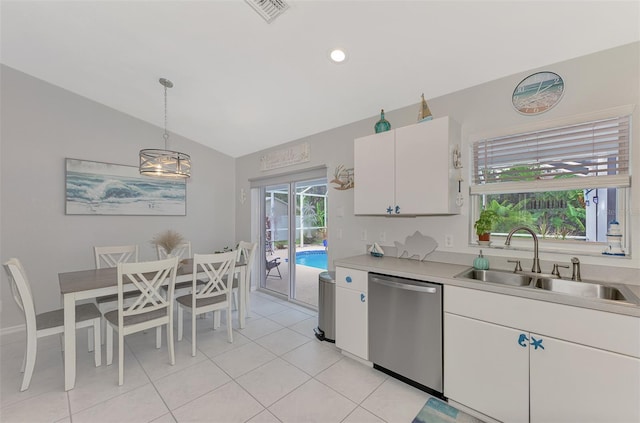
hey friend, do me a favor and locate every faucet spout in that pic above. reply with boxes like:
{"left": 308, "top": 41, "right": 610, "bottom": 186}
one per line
{"left": 505, "top": 226, "right": 541, "bottom": 273}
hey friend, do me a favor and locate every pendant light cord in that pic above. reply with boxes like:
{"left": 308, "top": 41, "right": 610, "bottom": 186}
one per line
{"left": 163, "top": 82, "right": 169, "bottom": 149}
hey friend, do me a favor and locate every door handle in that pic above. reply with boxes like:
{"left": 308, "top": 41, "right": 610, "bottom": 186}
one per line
{"left": 517, "top": 333, "right": 529, "bottom": 347}
{"left": 370, "top": 276, "right": 438, "bottom": 293}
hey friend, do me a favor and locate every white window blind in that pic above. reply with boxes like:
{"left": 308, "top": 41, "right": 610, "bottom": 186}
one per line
{"left": 471, "top": 115, "right": 631, "bottom": 194}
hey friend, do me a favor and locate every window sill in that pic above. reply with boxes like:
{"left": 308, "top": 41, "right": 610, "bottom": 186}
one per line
{"left": 469, "top": 236, "right": 631, "bottom": 260}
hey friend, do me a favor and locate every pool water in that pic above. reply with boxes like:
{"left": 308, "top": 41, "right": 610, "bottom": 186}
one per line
{"left": 295, "top": 250, "right": 327, "bottom": 270}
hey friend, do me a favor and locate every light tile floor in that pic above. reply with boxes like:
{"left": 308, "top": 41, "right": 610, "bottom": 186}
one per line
{"left": 1, "top": 291, "right": 435, "bottom": 423}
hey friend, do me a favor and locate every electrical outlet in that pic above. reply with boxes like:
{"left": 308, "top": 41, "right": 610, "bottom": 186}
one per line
{"left": 445, "top": 234, "right": 454, "bottom": 248}
{"left": 361, "top": 229, "right": 368, "bottom": 241}
{"left": 379, "top": 232, "right": 386, "bottom": 242}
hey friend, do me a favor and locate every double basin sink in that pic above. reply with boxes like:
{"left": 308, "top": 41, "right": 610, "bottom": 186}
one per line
{"left": 455, "top": 268, "right": 640, "bottom": 305}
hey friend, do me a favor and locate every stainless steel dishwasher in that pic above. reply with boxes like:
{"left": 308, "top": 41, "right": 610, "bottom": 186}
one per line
{"left": 368, "top": 273, "right": 443, "bottom": 397}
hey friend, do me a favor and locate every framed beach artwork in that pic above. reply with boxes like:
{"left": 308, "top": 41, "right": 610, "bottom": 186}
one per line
{"left": 65, "top": 158, "right": 187, "bottom": 216}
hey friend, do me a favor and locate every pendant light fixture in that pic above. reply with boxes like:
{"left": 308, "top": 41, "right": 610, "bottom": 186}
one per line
{"left": 139, "top": 78, "right": 191, "bottom": 178}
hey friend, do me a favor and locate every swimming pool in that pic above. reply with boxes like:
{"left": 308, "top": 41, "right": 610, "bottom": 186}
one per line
{"left": 295, "top": 250, "right": 327, "bottom": 270}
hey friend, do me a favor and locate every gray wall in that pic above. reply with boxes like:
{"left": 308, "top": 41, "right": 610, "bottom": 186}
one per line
{"left": 1, "top": 66, "right": 236, "bottom": 329}
{"left": 235, "top": 42, "right": 640, "bottom": 272}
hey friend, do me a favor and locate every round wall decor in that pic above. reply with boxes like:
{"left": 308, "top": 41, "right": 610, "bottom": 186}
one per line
{"left": 512, "top": 71, "right": 564, "bottom": 115}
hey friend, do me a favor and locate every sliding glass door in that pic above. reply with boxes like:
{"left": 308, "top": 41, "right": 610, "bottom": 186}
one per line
{"left": 261, "top": 178, "right": 327, "bottom": 308}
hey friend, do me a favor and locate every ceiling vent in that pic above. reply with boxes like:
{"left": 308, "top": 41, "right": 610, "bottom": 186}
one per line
{"left": 245, "top": 0, "right": 289, "bottom": 23}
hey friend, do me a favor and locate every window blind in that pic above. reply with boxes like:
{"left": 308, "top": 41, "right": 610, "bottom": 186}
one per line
{"left": 471, "top": 115, "right": 631, "bottom": 194}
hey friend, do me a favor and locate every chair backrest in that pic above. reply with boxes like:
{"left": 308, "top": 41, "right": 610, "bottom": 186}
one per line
{"left": 156, "top": 241, "right": 191, "bottom": 260}
{"left": 116, "top": 257, "right": 178, "bottom": 322}
{"left": 3, "top": 258, "right": 37, "bottom": 332}
{"left": 94, "top": 245, "right": 139, "bottom": 269}
{"left": 192, "top": 251, "right": 236, "bottom": 303}
{"left": 237, "top": 241, "right": 257, "bottom": 287}
{"left": 237, "top": 241, "right": 257, "bottom": 268}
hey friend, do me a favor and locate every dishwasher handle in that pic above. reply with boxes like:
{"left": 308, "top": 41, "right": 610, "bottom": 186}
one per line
{"left": 369, "top": 275, "right": 438, "bottom": 293}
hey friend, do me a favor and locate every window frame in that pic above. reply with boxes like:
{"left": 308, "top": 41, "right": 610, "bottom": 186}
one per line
{"left": 467, "top": 105, "right": 633, "bottom": 258}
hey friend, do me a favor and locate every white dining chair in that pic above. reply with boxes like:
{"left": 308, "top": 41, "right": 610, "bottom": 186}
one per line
{"left": 3, "top": 258, "right": 101, "bottom": 391}
{"left": 94, "top": 245, "right": 138, "bottom": 269}
{"left": 156, "top": 241, "right": 191, "bottom": 261}
{"left": 156, "top": 241, "right": 198, "bottom": 295}
{"left": 93, "top": 245, "right": 139, "bottom": 343}
{"left": 232, "top": 241, "right": 257, "bottom": 312}
{"left": 176, "top": 251, "right": 236, "bottom": 356}
{"left": 105, "top": 257, "right": 178, "bottom": 386}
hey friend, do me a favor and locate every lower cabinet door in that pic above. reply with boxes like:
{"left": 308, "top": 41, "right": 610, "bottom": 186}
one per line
{"left": 530, "top": 334, "right": 640, "bottom": 423}
{"left": 444, "top": 313, "right": 529, "bottom": 423}
{"left": 335, "top": 286, "right": 368, "bottom": 360}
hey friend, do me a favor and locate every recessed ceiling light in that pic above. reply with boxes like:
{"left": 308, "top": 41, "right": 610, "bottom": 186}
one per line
{"left": 329, "top": 48, "right": 347, "bottom": 63}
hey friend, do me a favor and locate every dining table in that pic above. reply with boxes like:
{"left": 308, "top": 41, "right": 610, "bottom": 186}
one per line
{"left": 58, "top": 259, "right": 247, "bottom": 391}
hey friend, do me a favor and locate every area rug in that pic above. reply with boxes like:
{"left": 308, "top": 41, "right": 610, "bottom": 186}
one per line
{"left": 412, "top": 396, "right": 484, "bottom": 423}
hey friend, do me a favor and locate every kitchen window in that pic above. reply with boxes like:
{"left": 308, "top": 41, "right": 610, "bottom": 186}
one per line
{"left": 470, "top": 108, "right": 631, "bottom": 257}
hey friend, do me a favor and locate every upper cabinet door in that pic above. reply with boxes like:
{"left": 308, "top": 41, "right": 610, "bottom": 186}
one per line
{"left": 353, "top": 116, "right": 461, "bottom": 215}
{"left": 354, "top": 130, "right": 395, "bottom": 215}
{"left": 395, "top": 117, "right": 454, "bottom": 214}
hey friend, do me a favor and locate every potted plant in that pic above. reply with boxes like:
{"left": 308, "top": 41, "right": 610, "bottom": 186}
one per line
{"left": 474, "top": 209, "right": 500, "bottom": 243}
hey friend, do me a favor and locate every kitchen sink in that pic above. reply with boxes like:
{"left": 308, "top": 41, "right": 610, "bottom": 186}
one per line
{"left": 455, "top": 268, "right": 640, "bottom": 305}
{"left": 533, "top": 278, "right": 636, "bottom": 302}
{"left": 456, "top": 269, "right": 533, "bottom": 287}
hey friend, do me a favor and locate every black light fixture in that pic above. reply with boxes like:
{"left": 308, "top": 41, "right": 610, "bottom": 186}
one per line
{"left": 139, "top": 78, "right": 191, "bottom": 178}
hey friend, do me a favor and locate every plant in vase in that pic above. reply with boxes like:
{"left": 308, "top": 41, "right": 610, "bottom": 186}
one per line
{"left": 152, "top": 230, "right": 184, "bottom": 257}
{"left": 474, "top": 209, "right": 500, "bottom": 244}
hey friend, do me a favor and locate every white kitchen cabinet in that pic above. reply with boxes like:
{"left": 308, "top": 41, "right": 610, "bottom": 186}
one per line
{"left": 444, "top": 286, "right": 640, "bottom": 423}
{"left": 530, "top": 335, "right": 640, "bottom": 423}
{"left": 354, "top": 116, "right": 461, "bottom": 215}
{"left": 335, "top": 267, "right": 368, "bottom": 360}
{"left": 445, "top": 313, "right": 529, "bottom": 423}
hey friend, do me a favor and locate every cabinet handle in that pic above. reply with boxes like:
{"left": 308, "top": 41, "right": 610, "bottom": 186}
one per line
{"left": 531, "top": 336, "right": 544, "bottom": 350}
{"left": 360, "top": 293, "right": 366, "bottom": 302}
{"left": 395, "top": 205, "right": 401, "bottom": 214}
{"left": 345, "top": 276, "right": 352, "bottom": 283}
{"left": 517, "top": 333, "right": 529, "bottom": 347}
{"left": 386, "top": 206, "right": 393, "bottom": 215}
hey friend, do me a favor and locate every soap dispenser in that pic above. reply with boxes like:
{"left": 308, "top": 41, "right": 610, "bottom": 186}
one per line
{"left": 473, "top": 250, "right": 490, "bottom": 270}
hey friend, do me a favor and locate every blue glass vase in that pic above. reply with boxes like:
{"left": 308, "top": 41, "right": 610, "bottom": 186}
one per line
{"left": 375, "top": 109, "right": 391, "bottom": 133}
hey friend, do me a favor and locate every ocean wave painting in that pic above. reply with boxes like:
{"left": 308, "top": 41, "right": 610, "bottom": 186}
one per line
{"left": 65, "top": 159, "right": 186, "bottom": 215}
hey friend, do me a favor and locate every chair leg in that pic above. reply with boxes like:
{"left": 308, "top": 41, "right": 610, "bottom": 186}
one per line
{"left": 168, "top": 321, "right": 175, "bottom": 366}
{"left": 98, "top": 303, "right": 107, "bottom": 345}
{"left": 156, "top": 326, "right": 162, "bottom": 349}
{"left": 118, "top": 332, "right": 124, "bottom": 386}
{"left": 213, "top": 310, "right": 220, "bottom": 329}
{"left": 88, "top": 326, "right": 94, "bottom": 352}
{"left": 177, "top": 306, "right": 184, "bottom": 341}
{"left": 106, "top": 325, "right": 113, "bottom": 366}
{"left": 92, "top": 319, "right": 101, "bottom": 367}
{"left": 20, "top": 333, "right": 37, "bottom": 391}
{"left": 226, "top": 306, "right": 233, "bottom": 343}
{"left": 191, "top": 309, "right": 197, "bottom": 357}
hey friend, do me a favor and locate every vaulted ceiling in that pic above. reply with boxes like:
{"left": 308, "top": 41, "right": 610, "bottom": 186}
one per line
{"left": 2, "top": 1, "right": 638, "bottom": 157}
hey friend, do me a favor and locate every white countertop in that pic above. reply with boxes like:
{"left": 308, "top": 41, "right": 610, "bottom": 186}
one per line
{"left": 334, "top": 254, "right": 640, "bottom": 318}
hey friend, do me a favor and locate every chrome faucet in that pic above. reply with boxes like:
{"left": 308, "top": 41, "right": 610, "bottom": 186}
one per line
{"left": 571, "top": 257, "right": 582, "bottom": 281}
{"left": 505, "top": 226, "right": 541, "bottom": 273}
